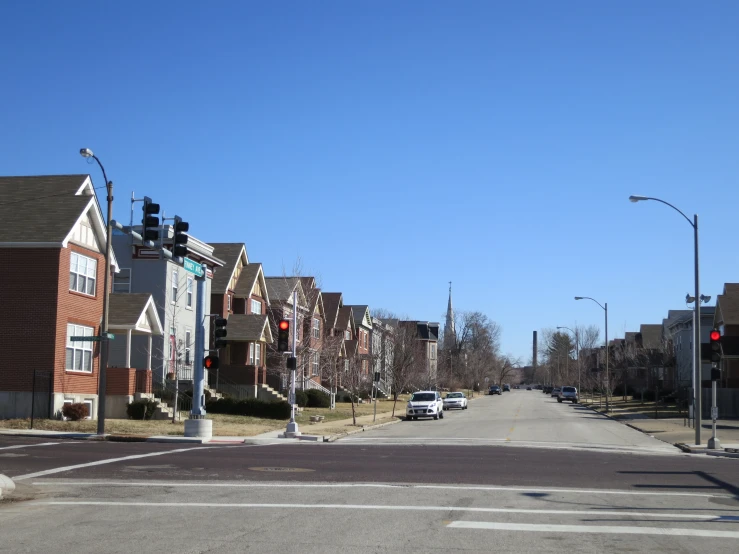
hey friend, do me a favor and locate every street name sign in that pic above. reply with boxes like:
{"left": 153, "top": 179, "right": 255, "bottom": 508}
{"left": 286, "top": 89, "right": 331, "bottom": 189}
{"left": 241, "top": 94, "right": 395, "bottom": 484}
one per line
{"left": 183, "top": 257, "right": 204, "bottom": 277}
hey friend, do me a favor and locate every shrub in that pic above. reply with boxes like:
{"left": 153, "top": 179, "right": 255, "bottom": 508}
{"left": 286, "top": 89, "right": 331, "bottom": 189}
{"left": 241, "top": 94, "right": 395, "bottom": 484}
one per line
{"left": 62, "top": 402, "right": 89, "bottom": 421}
{"left": 305, "top": 389, "right": 330, "bottom": 408}
{"left": 612, "top": 384, "right": 637, "bottom": 396}
{"left": 126, "top": 399, "right": 159, "bottom": 420}
{"left": 294, "top": 390, "right": 308, "bottom": 408}
{"left": 639, "top": 390, "right": 657, "bottom": 402}
{"left": 205, "top": 398, "right": 291, "bottom": 420}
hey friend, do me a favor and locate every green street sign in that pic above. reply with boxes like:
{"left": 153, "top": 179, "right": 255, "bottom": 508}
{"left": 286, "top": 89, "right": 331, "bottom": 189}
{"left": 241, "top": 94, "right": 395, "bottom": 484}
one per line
{"left": 183, "top": 257, "right": 204, "bottom": 277}
{"left": 69, "top": 334, "right": 115, "bottom": 342}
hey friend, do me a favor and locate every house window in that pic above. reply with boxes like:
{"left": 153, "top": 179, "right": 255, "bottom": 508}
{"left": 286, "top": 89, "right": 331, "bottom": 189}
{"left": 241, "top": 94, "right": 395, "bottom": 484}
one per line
{"left": 66, "top": 324, "right": 94, "bottom": 372}
{"left": 430, "top": 344, "right": 437, "bottom": 360}
{"left": 113, "top": 268, "right": 131, "bottom": 293}
{"left": 345, "top": 330, "right": 351, "bottom": 340}
{"left": 172, "top": 270, "right": 179, "bottom": 303}
{"left": 63, "top": 399, "right": 93, "bottom": 420}
{"left": 312, "top": 352, "right": 319, "bottom": 375}
{"left": 313, "top": 318, "right": 320, "bottom": 339}
{"left": 227, "top": 294, "right": 232, "bottom": 312}
{"left": 185, "top": 330, "right": 191, "bottom": 365}
{"left": 251, "top": 299, "right": 261, "bottom": 314}
{"left": 255, "top": 343, "right": 261, "bottom": 366}
{"left": 69, "top": 252, "right": 97, "bottom": 296}
{"left": 186, "top": 276, "right": 193, "bottom": 308}
{"left": 249, "top": 343, "right": 255, "bottom": 365}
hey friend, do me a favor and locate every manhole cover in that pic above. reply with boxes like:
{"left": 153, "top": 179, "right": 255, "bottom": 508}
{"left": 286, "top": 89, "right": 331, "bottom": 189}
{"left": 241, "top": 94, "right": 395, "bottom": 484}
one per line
{"left": 248, "top": 467, "right": 314, "bottom": 473}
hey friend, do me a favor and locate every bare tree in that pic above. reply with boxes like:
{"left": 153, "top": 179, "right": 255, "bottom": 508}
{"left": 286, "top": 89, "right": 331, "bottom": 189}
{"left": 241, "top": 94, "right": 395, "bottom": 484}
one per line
{"left": 386, "top": 323, "right": 426, "bottom": 417}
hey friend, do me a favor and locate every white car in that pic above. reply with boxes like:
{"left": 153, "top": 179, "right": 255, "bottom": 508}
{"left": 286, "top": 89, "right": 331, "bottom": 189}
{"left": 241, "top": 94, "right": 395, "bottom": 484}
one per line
{"left": 406, "top": 391, "right": 444, "bottom": 421}
{"left": 443, "top": 392, "right": 468, "bottom": 410}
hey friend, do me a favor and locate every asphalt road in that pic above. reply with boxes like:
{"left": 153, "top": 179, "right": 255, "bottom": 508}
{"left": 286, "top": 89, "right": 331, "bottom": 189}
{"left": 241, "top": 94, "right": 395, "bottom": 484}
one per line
{"left": 1, "top": 391, "right": 738, "bottom": 553}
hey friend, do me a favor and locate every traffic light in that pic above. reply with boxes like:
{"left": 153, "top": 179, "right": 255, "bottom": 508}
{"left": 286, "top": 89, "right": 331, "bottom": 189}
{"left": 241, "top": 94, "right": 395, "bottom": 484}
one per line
{"left": 204, "top": 355, "right": 219, "bottom": 370}
{"left": 214, "top": 317, "right": 228, "bottom": 349}
{"left": 277, "top": 319, "right": 290, "bottom": 352}
{"left": 172, "top": 216, "right": 189, "bottom": 257}
{"left": 710, "top": 328, "right": 722, "bottom": 364}
{"left": 142, "top": 196, "right": 160, "bottom": 242}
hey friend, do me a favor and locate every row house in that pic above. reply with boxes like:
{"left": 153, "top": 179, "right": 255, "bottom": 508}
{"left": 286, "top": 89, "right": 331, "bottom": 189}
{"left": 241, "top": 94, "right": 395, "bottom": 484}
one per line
{"left": 208, "top": 243, "right": 279, "bottom": 401}
{"left": 298, "top": 277, "right": 326, "bottom": 390}
{"left": 346, "top": 305, "right": 372, "bottom": 377}
{"left": 112, "top": 223, "right": 223, "bottom": 385}
{"left": 321, "top": 292, "right": 350, "bottom": 390}
{"left": 372, "top": 317, "right": 395, "bottom": 397}
{"left": 713, "top": 284, "right": 739, "bottom": 389}
{"left": 0, "top": 175, "right": 161, "bottom": 420}
{"left": 399, "top": 320, "right": 440, "bottom": 387}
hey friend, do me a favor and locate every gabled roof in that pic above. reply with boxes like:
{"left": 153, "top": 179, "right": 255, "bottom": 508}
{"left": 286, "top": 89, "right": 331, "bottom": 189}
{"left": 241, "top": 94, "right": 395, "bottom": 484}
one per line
{"left": 346, "top": 304, "right": 372, "bottom": 330}
{"left": 265, "top": 277, "right": 306, "bottom": 307}
{"left": 108, "top": 293, "right": 163, "bottom": 335}
{"left": 639, "top": 324, "right": 663, "bottom": 349}
{"left": 322, "top": 292, "right": 343, "bottom": 329}
{"left": 209, "top": 243, "right": 248, "bottom": 294}
{"left": 0, "top": 174, "right": 119, "bottom": 270}
{"left": 226, "top": 314, "right": 273, "bottom": 343}
{"left": 716, "top": 291, "right": 739, "bottom": 326}
{"left": 336, "top": 306, "right": 354, "bottom": 332}
{"left": 234, "top": 263, "right": 270, "bottom": 305}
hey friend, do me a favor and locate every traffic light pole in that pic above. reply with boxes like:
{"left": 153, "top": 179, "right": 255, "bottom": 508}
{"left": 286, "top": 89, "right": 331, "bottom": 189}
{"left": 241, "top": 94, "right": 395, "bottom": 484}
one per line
{"left": 284, "top": 289, "right": 301, "bottom": 438}
{"left": 184, "top": 263, "right": 212, "bottom": 438}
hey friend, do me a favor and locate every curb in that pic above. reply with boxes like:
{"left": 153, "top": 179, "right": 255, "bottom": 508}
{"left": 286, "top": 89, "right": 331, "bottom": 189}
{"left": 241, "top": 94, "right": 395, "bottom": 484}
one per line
{"left": 673, "top": 442, "right": 739, "bottom": 459}
{"left": 324, "top": 417, "right": 403, "bottom": 442}
{"left": 0, "top": 474, "right": 16, "bottom": 499}
{"left": 0, "top": 431, "right": 101, "bottom": 440}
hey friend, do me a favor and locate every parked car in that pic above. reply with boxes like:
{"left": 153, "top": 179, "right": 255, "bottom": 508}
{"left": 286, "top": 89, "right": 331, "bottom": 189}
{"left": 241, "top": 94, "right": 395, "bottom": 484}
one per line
{"left": 443, "top": 392, "right": 468, "bottom": 410}
{"left": 406, "top": 391, "right": 444, "bottom": 421}
{"left": 513, "top": 385, "right": 520, "bottom": 389}
{"left": 489, "top": 385, "right": 502, "bottom": 395}
{"left": 558, "top": 386, "right": 579, "bottom": 403}
{"left": 550, "top": 387, "right": 561, "bottom": 397}
{"left": 526, "top": 386, "right": 532, "bottom": 390}
{"left": 503, "top": 384, "right": 511, "bottom": 392}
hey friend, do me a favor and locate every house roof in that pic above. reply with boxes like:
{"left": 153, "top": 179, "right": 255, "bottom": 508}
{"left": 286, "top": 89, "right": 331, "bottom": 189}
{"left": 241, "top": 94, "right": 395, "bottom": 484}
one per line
{"left": 344, "top": 339, "right": 358, "bottom": 357}
{"left": 265, "top": 277, "right": 305, "bottom": 305}
{"left": 226, "top": 314, "right": 273, "bottom": 342}
{"left": 346, "top": 305, "right": 371, "bottom": 329}
{"left": 336, "top": 306, "right": 353, "bottom": 331}
{"left": 0, "top": 174, "right": 94, "bottom": 244}
{"left": 639, "top": 324, "right": 663, "bottom": 349}
{"left": 716, "top": 292, "right": 739, "bottom": 326}
{"left": 234, "top": 263, "right": 269, "bottom": 304}
{"left": 209, "top": 243, "right": 247, "bottom": 294}
{"left": 108, "top": 293, "right": 163, "bottom": 335}
{"left": 322, "top": 292, "right": 343, "bottom": 329}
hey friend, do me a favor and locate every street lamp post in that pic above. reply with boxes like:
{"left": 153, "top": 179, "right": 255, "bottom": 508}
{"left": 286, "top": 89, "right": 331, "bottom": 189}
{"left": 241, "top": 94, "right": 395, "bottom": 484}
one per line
{"left": 80, "top": 148, "right": 112, "bottom": 435}
{"left": 630, "top": 195, "right": 701, "bottom": 446}
{"left": 575, "top": 297, "right": 609, "bottom": 411}
{"left": 557, "top": 326, "right": 580, "bottom": 391}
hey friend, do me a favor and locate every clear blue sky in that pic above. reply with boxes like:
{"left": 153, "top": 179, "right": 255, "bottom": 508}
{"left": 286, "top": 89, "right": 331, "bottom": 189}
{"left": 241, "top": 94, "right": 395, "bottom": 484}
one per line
{"left": 2, "top": 1, "right": 738, "bottom": 362}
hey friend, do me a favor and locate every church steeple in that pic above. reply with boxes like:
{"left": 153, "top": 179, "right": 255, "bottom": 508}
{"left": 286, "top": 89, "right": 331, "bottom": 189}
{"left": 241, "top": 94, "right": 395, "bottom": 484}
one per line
{"left": 444, "top": 281, "right": 456, "bottom": 348}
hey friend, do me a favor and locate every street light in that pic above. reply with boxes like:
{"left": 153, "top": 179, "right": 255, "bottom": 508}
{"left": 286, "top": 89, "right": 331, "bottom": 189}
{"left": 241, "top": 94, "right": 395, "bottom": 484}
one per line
{"left": 80, "top": 148, "right": 113, "bottom": 436}
{"left": 557, "top": 326, "right": 580, "bottom": 391}
{"left": 629, "top": 195, "right": 701, "bottom": 446}
{"left": 574, "top": 297, "right": 609, "bottom": 411}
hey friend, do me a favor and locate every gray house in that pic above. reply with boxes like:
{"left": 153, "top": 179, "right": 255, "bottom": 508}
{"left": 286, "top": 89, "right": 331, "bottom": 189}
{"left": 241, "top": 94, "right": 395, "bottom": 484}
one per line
{"left": 111, "top": 225, "right": 224, "bottom": 384}
{"left": 663, "top": 307, "right": 715, "bottom": 390}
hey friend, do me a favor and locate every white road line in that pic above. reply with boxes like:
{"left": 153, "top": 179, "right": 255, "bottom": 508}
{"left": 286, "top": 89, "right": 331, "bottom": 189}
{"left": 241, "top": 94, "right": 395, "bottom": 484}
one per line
{"left": 29, "top": 480, "right": 732, "bottom": 499}
{"left": 33, "top": 501, "right": 739, "bottom": 521}
{"left": 446, "top": 521, "right": 739, "bottom": 538}
{"left": 12, "top": 447, "right": 214, "bottom": 481}
{"left": 0, "top": 442, "right": 60, "bottom": 451}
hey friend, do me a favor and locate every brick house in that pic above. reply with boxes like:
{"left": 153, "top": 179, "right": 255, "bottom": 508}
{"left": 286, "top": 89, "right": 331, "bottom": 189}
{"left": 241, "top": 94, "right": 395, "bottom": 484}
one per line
{"left": 298, "top": 277, "right": 327, "bottom": 391}
{"left": 0, "top": 175, "right": 120, "bottom": 419}
{"left": 320, "top": 292, "right": 349, "bottom": 392}
{"left": 346, "top": 305, "right": 373, "bottom": 377}
{"left": 208, "top": 243, "right": 279, "bottom": 401}
{"left": 398, "top": 320, "right": 440, "bottom": 388}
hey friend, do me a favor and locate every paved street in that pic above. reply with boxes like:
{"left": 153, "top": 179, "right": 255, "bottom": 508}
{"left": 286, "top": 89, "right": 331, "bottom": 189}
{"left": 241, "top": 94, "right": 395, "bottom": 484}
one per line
{"left": 1, "top": 391, "right": 738, "bottom": 553}
{"left": 343, "top": 389, "right": 680, "bottom": 454}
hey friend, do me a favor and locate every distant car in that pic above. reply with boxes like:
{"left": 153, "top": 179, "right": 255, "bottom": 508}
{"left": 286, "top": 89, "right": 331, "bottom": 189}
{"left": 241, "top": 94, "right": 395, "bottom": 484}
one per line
{"left": 489, "top": 385, "right": 502, "bottom": 395}
{"left": 526, "top": 386, "right": 532, "bottom": 390}
{"left": 513, "top": 385, "right": 520, "bottom": 389}
{"left": 503, "top": 384, "right": 511, "bottom": 392}
{"left": 558, "top": 386, "right": 579, "bottom": 403}
{"left": 443, "top": 392, "right": 468, "bottom": 410}
{"left": 550, "top": 387, "right": 561, "bottom": 397}
{"left": 406, "top": 391, "right": 444, "bottom": 421}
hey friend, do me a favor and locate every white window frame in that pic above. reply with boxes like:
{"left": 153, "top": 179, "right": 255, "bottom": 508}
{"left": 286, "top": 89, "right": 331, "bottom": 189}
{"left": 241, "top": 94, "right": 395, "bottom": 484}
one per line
{"left": 249, "top": 342, "right": 255, "bottom": 365}
{"left": 82, "top": 399, "right": 93, "bottom": 419}
{"left": 312, "top": 352, "right": 319, "bottom": 375}
{"left": 171, "top": 270, "right": 179, "bottom": 304}
{"left": 65, "top": 324, "right": 94, "bottom": 373}
{"left": 255, "top": 343, "right": 261, "bottom": 366}
{"left": 345, "top": 330, "right": 351, "bottom": 340}
{"left": 69, "top": 252, "right": 97, "bottom": 296}
{"left": 227, "top": 294, "right": 232, "bottom": 312}
{"left": 186, "top": 276, "right": 193, "bottom": 308}
{"left": 113, "top": 267, "right": 131, "bottom": 293}
{"left": 185, "top": 330, "right": 192, "bottom": 365}
{"left": 251, "top": 299, "right": 261, "bottom": 315}
{"left": 312, "top": 317, "right": 320, "bottom": 339}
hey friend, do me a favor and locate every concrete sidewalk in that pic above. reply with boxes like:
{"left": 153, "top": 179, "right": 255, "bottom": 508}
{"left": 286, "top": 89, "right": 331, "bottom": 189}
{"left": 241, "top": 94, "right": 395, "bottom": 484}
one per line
{"left": 606, "top": 412, "right": 739, "bottom": 457}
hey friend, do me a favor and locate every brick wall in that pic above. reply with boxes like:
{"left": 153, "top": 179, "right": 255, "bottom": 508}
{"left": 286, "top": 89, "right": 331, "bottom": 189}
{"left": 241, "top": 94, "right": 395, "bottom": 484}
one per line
{"left": 0, "top": 248, "right": 62, "bottom": 392}
{"left": 55, "top": 245, "right": 105, "bottom": 396}
{"left": 106, "top": 368, "right": 152, "bottom": 395}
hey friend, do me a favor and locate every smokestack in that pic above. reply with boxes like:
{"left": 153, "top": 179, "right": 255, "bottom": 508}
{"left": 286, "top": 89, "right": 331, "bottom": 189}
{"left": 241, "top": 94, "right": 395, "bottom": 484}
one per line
{"left": 533, "top": 331, "right": 538, "bottom": 370}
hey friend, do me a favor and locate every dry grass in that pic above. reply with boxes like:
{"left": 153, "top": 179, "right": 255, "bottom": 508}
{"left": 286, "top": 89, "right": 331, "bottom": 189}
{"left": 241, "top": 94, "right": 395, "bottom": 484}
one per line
{"left": 579, "top": 395, "right": 684, "bottom": 419}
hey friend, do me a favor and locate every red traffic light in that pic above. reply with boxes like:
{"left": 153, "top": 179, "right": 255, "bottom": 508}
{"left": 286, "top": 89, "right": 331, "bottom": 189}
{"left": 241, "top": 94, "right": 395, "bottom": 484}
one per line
{"left": 710, "top": 330, "right": 721, "bottom": 341}
{"left": 204, "top": 355, "right": 219, "bottom": 370}
{"left": 279, "top": 320, "right": 289, "bottom": 331}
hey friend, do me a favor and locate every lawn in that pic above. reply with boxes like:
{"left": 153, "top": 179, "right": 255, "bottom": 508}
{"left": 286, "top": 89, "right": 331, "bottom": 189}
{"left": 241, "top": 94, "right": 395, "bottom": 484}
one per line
{"left": 579, "top": 394, "right": 685, "bottom": 419}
